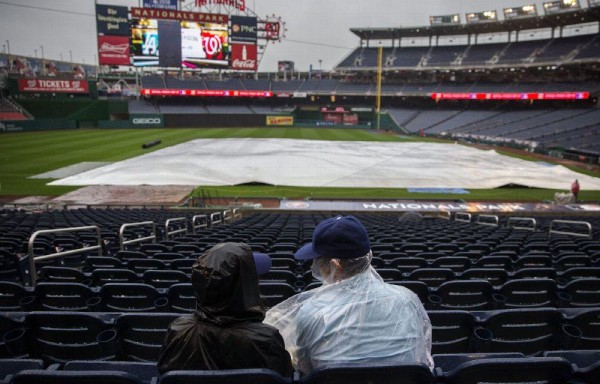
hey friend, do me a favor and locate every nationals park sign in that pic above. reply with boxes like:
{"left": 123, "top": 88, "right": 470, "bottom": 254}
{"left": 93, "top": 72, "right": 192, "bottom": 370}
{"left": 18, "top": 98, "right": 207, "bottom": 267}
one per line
{"left": 279, "top": 200, "right": 600, "bottom": 213}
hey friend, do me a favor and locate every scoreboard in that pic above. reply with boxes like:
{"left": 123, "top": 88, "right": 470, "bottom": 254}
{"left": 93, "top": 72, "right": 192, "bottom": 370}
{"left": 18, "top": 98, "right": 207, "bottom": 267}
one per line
{"left": 503, "top": 5, "right": 538, "bottom": 19}
{"left": 466, "top": 10, "right": 497, "bottom": 24}
{"left": 430, "top": 14, "right": 460, "bottom": 26}
{"left": 543, "top": 0, "right": 580, "bottom": 14}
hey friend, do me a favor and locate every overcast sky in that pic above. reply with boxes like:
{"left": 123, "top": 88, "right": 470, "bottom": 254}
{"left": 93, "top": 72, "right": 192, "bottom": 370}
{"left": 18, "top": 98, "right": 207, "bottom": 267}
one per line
{"left": 0, "top": 0, "right": 593, "bottom": 71}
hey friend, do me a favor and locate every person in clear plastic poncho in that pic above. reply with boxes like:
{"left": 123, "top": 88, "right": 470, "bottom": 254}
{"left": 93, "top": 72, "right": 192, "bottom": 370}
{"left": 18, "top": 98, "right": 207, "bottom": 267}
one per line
{"left": 264, "top": 215, "right": 434, "bottom": 374}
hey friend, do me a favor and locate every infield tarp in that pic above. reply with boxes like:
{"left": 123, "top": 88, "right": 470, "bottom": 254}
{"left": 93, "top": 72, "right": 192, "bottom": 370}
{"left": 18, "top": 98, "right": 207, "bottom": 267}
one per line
{"left": 48, "top": 138, "right": 600, "bottom": 189}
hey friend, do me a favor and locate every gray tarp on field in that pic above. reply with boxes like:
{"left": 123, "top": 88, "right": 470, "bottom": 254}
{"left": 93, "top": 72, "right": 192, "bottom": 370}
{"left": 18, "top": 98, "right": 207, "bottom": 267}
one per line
{"left": 49, "top": 138, "right": 600, "bottom": 190}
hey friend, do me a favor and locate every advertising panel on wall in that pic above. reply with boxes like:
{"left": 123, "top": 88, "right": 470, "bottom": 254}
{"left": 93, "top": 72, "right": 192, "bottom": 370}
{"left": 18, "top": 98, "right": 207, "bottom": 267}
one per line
{"left": 98, "top": 35, "right": 130, "bottom": 65}
{"left": 129, "top": 114, "right": 165, "bottom": 127}
{"left": 231, "top": 43, "right": 257, "bottom": 70}
{"left": 131, "top": 17, "right": 230, "bottom": 67}
{"left": 143, "top": 0, "right": 178, "bottom": 10}
{"left": 18, "top": 79, "right": 89, "bottom": 93}
{"left": 266, "top": 116, "right": 294, "bottom": 126}
{"left": 96, "top": 4, "right": 130, "bottom": 36}
{"left": 230, "top": 16, "right": 257, "bottom": 43}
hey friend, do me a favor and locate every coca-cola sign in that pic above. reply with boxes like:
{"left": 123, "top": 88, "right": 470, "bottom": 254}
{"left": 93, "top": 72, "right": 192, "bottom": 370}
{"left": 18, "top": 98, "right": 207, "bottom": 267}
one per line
{"left": 231, "top": 43, "right": 257, "bottom": 71}
{"left": 98, "top": 35, "right": 130, "bottom": 65}
{"left": 18, "top": 79, "right": 89, "bottom": 93}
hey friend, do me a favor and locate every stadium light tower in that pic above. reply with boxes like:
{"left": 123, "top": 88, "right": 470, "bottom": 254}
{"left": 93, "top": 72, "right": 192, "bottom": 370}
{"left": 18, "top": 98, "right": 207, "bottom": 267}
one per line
{"left": 69, "top": 50, "right": 73, "bottom": 63}
{"left": 40, "top": 45, "right": 44, "bottom": 60}
{"left": 5, "top": 40, "right": 9, "bottom": 54}
{"left": 34, "top": 49, "right": 37, "bottom": 58}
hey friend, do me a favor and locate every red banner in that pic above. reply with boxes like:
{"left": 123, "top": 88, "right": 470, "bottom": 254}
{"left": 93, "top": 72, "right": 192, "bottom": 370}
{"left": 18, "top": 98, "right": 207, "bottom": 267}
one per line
{"left": 98, "top": 35, "right": 130, "bottom": 66}
{"left": 131, "top": 7, "right": 227, "bottom": 23}
{"left": 141, "top": 89, "right": 272, "bottom": 97}
{"left": 18, "top": 79, "right": 89, "bottom": 93}
{"left": 231, "top": 44, "right": 257, "bottom": 71}
{"left": 431, "top": 92, "right": 590, "bottom": 100}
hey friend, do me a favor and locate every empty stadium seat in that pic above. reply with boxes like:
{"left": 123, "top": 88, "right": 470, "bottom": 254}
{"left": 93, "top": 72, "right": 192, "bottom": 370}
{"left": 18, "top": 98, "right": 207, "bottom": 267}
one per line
{"left": 160, "top": 368, "right": 292, "bottom": 384}
{"left": 100, "top": 283, "right": 167, "bottom": 312}
{"left": 64, "top": 361, "right": 159, "bottom": 384}
{"left": 299, "top": 363, "right": 433, "bottom": 384}
{"left": 115, "top": 313, "right": 178, "bottom": 361}
{"left": 12, "top": 370, "right": 145, "bottom": 384}
{"left": 439, "top": 357, "right": 572, "bottom": 384}
{"left": 429, "top": 311, "right": 475, "bottom": 354}
{"left": 259, "top": 282, "right": 297, "bottom": 308}
{"left": 428, "top": 280, "right": 493, "bottom": 310}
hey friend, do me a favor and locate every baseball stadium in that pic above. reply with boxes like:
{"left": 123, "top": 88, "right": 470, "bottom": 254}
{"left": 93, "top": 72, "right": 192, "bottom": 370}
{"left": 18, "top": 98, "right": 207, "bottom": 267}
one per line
{"left": 0, "top": 0, "right": 600, "bottom": 382}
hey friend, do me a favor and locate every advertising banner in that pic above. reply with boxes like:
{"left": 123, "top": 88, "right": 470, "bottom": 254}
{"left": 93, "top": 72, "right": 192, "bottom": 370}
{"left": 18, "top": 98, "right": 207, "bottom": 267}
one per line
{"left": 129, "top": 114, "right": 165, "bottom": 128}
{"left": 143, "top": 0, "right": 178, "bottom": 10}
{"left": 96, "top": 4, "right": 129, "bottom": 36}
{"left": 266, "top": 116, "right": 294, "bottom": 126}
{"left": 18, "top": 78, "right": 89, "bottom": 93}
{"left": 231, "top": 43, "right": 257, "bottom": 70}
{"left": 230, "top": 16, "right": 257, "bottom": 43}
{"left": 98, "top": 35, "right": 130, "bottom": 65}
{"left": 279, "top": 200, "right": 600, "bottom": 213}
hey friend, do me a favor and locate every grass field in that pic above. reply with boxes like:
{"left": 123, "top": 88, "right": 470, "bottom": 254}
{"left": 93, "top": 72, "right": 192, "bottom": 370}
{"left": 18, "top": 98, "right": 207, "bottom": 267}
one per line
{"left": 1, "top": 127, "right": 599, "bottom": 201}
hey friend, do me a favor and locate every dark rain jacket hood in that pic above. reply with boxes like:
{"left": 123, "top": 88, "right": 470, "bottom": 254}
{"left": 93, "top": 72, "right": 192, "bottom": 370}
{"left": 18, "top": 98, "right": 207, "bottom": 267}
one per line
{"left": 192, "top": 242, "right": 264, "bottom": 325}
{"left": 157, "top": 242, "right": 293, "bottom": 377}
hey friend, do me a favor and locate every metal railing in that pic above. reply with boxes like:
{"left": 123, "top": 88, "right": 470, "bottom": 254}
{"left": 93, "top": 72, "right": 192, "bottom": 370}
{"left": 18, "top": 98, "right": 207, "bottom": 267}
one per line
{"left": 192, "top": 215, "right": 208, "bottom": 233}
{"left": 549, "top": 220, "right": 592, "bottom": 238}
{"left": 210, "top": 212, "right": 223, "bottom": 226}
{"left": 232, "top": 208, "right": 242, "bottom": 220}
{"left": 28, "top": 226, "right": 102, "bottom": 285}
{"left": 455, "top": 212, "right": 472, "bottom": 223}
{"left": 165, "top": 217, "right": 187, "bottom": 241}
{"left": 119, "top": 221, "right": 156, "bottom": 250}
{"left": 477, "top": 214, "right": 499, "bottom": 227}
{"left": 223, "top": 209, "right": 233, "bottom": 223}
{"left": 507, "top": 217, "right": 537, "bottom": 231}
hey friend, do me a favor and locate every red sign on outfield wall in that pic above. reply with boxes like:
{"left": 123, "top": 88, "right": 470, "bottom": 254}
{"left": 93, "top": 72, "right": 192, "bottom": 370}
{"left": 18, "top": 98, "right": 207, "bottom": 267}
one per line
{"left": 18, "top": 79, "right": 89, "bottom": 93}
{"left": 231, "top": 44, "right": 257, "bottom": 71}
{"left": 98, "top": 35, "right": 130, "bottom": 65}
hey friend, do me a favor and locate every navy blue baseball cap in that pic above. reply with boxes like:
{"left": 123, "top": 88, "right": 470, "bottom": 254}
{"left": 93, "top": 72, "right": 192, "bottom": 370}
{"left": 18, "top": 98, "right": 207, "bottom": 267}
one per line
{"left": 252, "top": 252, "right": 272, "bottom": 275}
{"left": 294, "top": 215, "right": 371, "bottom": 260}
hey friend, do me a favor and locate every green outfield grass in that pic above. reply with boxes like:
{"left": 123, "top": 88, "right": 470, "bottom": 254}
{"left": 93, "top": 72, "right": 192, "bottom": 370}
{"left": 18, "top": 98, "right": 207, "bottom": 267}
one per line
{"left": 1, "top": 128, "right": 599, "bottom": 201}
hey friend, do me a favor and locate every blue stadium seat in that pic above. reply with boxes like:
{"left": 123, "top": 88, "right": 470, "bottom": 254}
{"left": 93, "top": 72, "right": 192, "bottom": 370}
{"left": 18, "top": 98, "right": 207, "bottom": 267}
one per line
{"left": 0, "top": 281, "right": 35, "bottom": 311}
{"left": 26, "top": 312, "right": 117, "bottom": 364}
{"left": 143, "top": 270, "right": 188, "bottom": 289}
{"left": 495, "top": 279, "right": 557, "bottom": 308}
{"left": 558, "top": 279, "right": 600, "bottom": 308}
{"left": 170, "top": 259, "right": 195, "bottom": 275}
{"left": 0, "top": 359, "right": 43, "bottom": 384}
{"left": 433, "top": 353, "right": 524, "bottom": 374}
{"left": 64, "top": 361, "right": 159, "bottom": 384}
{"left": 408, "top": 268, "right": 455, "bottom": 288}
{"left": 259, "top": 282, "right": 297, "bottom": 308}
{"left": 392, "top": 281, "right": 429, "bottom": 304}
{"left": 35, "top": 282, "right": 99, "bottom": 311}
{"left": 429, "top": 311, "right": 475, "bottom": 354}
{"left": 428, "top": 280, "right": 493, "bottom": 310}
{"left": 37, "top": 266, "right": 89, "bottom": 284}
{"left": 92, "top": 269, "right": 141, "bottom": 286}
{"left": 389, "top": 257, "right": 427, "bottom": 274}
{"left": 168, "top": 283, "right": 196, "bottom": 313}
{"left": 473, "top": 308, "right": 563, "bottom": 354}
{"left": 0, "top": 315, "right": 28, "bottom": 358}
{"left": 12, "top": 370, "right": 145, "bottom": 384}
{"left": 100, "top": 283, "right": 168, "bottom": 312}
{"left": 460, "top": 269, "right": 507, "bottom": 286}
{"left": 564, "top": 308, "right": 600, "bottom": 350}
{"left": 299, "top": 363, "right": 433, "bottom": 384}
{"left": 439, "top": 357, "right": 572, "bottom": 384}
{"left": 127, "top": 259, "right": 167, "bottom": 274}
{"left": 115, "top": 313, "right": 178, "bottom": 362}
{"left": 160, "top": 368, "right": 292, "bottom": 384}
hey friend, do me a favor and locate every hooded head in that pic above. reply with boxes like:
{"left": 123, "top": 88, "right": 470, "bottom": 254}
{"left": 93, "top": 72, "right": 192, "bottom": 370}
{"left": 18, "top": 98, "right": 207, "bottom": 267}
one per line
{"left": 192, "top": 242, "right": 265, "bottom": 325}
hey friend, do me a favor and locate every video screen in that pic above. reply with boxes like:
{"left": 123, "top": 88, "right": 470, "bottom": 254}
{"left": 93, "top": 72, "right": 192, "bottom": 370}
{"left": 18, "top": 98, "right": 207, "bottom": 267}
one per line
{"left": 131, "top": 18, "right": 229, "bottom": 67}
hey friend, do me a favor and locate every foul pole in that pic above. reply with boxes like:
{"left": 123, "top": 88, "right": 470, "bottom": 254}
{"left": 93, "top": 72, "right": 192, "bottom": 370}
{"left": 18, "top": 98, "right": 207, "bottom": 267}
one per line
{"left": 376, "top": 46, "right": 383, "bottom": 130}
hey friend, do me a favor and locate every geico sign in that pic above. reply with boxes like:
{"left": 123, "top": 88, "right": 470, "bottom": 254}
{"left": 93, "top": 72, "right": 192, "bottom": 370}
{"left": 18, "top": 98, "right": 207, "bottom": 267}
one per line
{"left": 132, "top": 118, "right": 162, "bottom": 124}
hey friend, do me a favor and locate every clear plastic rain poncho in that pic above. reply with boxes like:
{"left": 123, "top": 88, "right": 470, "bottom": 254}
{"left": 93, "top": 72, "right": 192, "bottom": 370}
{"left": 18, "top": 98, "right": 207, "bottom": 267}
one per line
{"left": 264, "top": 252, "right": 434, "bottom": 374}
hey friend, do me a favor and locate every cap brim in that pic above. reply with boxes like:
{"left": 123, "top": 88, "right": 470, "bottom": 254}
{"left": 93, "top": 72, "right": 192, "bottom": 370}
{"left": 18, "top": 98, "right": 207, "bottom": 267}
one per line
{"left": 252, "top": 252, "right": 272, "bottom": 275}
{"left": 294, "top": 243, "right": 320, "bottom": 260}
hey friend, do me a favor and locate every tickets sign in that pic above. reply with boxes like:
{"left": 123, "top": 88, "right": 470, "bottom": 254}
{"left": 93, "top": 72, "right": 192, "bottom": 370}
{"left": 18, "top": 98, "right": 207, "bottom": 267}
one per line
{"left": 18, "top": 79, "right": 89, "bottom": 93}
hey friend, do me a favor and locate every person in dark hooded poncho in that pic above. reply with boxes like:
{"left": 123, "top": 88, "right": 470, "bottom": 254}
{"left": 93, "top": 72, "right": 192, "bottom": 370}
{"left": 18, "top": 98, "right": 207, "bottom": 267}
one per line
{"left": 158, "top": 242, "right": 293, "bottom": 376}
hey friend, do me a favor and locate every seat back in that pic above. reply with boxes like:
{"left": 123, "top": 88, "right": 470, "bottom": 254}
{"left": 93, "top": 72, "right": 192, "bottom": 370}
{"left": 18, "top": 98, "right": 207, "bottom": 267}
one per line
{"left": 160, "top": 368, "right": 292, "bottom": 384}
{"left": 300, "top": 363, "right": 433, "bottom": 384}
